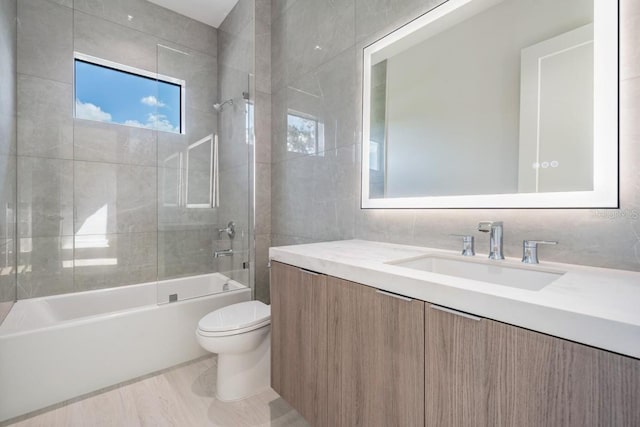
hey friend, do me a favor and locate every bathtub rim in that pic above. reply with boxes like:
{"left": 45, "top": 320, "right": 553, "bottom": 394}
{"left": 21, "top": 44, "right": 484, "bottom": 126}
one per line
{"left": 0, "top": 276, "right": 249, "bottom": 338}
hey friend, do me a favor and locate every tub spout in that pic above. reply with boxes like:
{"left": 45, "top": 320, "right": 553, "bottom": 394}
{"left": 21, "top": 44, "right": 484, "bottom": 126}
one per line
{"left": 214, "top": 249, "right": 234, "bottom": 258}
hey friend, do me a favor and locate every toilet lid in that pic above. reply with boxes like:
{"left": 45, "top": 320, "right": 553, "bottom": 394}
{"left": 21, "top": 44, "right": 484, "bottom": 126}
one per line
{"left": 198, "top": 300, "right": 271, "bottom": 333}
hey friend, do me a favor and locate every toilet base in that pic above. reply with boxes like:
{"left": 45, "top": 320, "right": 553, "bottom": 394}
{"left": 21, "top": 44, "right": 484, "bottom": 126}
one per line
{"left": 215, "top": 331, "right": 271, "bottom": 402}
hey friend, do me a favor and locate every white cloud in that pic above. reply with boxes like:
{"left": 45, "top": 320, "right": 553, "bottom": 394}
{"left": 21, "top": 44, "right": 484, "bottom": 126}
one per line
{"left": 147, "top": 113, "right": 179, "bottom": 133}
{"left": 140, "top": 96, "right": 166, "bottom": 108}
{"left": 75, "top": 99, "right": 112, "bottom": 123}
{"left": 76, "top": 98, "right": 178, "bottom": 133}
{"left": 124, "top": 113, "right": 179, "bottom": 133}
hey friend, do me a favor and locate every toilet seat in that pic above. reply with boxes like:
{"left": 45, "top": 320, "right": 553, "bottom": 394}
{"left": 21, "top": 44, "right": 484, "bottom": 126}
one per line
{"left": 198, "top": 300, "right": 270, "bottom": 336}
{"left": 197, "top": 319, "right": 270, "bottom": 337}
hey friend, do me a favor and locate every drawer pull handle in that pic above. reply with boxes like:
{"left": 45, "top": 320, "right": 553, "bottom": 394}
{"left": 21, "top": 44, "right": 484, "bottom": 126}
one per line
{"left": 376, "top": 290, "right": 413, "bottom": 302}
{"left": 298, "top": 268, "right": 320, "bottom": 276}
{"left": 430, "top": 304, "right": 481, "bottom": 321}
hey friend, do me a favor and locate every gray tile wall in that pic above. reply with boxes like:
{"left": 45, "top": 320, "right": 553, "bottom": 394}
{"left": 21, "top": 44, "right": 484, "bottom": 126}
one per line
{"left": 16, "top": 0, "right": 222, "bottom": 298}
{"left": 0, "top": 0, "right": 17, "bottom": 320}
{"left": 255, "top": 0, "right": 272, "bottom": 303}
{"left": 270, "top": 0, "right": 640, "bottom": 273}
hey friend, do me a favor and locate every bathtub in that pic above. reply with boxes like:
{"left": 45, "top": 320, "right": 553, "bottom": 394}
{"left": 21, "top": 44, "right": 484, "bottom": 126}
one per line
{"left": 0, "top": 273, "right": 251, "bottom": 422}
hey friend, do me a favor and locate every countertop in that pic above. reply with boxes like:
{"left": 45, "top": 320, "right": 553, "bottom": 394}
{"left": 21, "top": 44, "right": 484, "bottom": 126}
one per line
{"left": 269, "top": 239, "right": 640, "bottom": 359}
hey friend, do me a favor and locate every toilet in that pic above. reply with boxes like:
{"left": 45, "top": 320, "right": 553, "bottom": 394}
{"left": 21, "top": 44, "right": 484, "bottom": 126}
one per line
{"left": 196, "top": 300, "right": 271, "bottom": 401}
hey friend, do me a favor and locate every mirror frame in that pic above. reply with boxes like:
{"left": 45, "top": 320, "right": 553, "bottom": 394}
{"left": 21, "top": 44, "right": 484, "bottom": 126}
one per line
{"left": 361, "top": 0, "right": 619, "bottom": 209}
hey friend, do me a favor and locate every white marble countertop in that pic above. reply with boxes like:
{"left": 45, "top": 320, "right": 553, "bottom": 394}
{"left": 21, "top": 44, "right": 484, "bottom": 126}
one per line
{"left": 269, "top": 239, "right": 640, "bottom": 359}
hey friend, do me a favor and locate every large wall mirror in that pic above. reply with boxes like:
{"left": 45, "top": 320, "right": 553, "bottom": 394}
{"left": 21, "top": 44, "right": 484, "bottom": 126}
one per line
{"left": 361, "top": 0, "right": 618, "bottom": 208}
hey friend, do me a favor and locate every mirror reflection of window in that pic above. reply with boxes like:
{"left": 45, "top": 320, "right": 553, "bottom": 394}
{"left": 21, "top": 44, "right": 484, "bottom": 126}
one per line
{"left": 162, "top": 153, "right": 182, "bottom": 207}
{"left": 159, "top": 135, "right": 218, "bottom": 210}
{"left": 185, "top": 134, "right": 216, "bottom": 208}
{"left": 287, "top": 111, "right": 324, "bottom": 155}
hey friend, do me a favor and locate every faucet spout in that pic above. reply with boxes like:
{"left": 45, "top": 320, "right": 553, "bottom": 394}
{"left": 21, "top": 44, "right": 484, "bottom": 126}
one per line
{"left": 478, "top": 221, "right": 504, "bottom": 260}
{"left": 214, "top": 249, "right": 234, "bottom": 258}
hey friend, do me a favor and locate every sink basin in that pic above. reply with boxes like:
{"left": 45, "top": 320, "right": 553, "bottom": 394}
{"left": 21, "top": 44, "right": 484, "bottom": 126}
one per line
{"left": 388, "top": 255, "right": 564, "bottom": 291}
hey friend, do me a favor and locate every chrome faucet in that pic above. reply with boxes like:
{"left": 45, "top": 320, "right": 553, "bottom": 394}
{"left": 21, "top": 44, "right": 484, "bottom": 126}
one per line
{"left": 218, "top": 221, "right": 236, "bottom": 239}
{"left": 522, "top": 240, "right": 558, "bottom": 264}
{"left": 214, "top": 249, "right": 234, "bottom": 258}
{"left": 449, "top": 234, "right": 475, "bottom": 256}
{"left": 478, "top": 221, "right": 504, "bottom": 260}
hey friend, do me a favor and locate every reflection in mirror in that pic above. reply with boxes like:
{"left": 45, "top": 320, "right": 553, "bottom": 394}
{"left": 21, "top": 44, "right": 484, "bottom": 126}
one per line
{"left": 518, "top": 23, "right": 593, "bottom": 193}
{"left": 159, "top": 135, "right": 218, "bottom": 209}
{"left": 186, "top": 134, "right": 216, "bottom": 208}
{"left": 162, "top": 153, "right": 182, "bottom": 207}
{"left": 362, "top": 0, "right": 618, "bottom": 208}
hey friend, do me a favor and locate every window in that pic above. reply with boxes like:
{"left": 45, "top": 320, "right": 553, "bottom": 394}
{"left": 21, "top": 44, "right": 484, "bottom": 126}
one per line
{"left": 287, "top": 111, "right": 324, "bottom": 155}
{"left": 74, "top": 53, "right": 184, "bottom": 134}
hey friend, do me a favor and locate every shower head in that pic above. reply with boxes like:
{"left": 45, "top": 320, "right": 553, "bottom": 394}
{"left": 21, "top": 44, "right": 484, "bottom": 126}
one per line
{"left": 213, "top": 98, "right": 234, "bottom": 112}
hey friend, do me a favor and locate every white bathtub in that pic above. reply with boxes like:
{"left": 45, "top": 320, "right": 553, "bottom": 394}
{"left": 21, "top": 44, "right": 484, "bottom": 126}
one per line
{"left": 0, "top": 273, "right": 251, "bottom": 422}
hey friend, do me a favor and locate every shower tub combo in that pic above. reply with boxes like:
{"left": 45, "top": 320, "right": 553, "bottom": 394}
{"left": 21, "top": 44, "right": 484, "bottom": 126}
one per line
{"left": 0, "top": 273, "right": 250, "bottom": 422}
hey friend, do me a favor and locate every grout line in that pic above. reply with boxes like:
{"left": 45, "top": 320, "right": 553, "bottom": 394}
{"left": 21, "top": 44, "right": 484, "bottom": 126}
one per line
{"left": 15, "top": 153, "right": 157, "bottom": 168}
{"left": 16, "top": 71, "right": 72, "bottom": 87}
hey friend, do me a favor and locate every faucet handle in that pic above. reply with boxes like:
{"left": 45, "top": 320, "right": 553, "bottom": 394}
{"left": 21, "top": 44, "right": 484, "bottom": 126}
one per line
{"left": 524, "top": 240, "right": 558, "bottom": 247}
{"left": 218, "top": 221, "right": 236, "bottom": 239}
{"left": 478, "top": 221, "right": 502, "bottom": 232}
{"left": 522, "top": 240, "right": 558, "bottom": 264}
{"left": 449, "top": 234, "right": 475, "bottom": 256}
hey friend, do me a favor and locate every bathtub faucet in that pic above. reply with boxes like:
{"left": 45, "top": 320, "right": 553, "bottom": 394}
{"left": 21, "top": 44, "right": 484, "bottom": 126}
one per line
{"left": 218, "top": 221, "right": 236, "bottom": 239}
{"left": 214, "top": 249, "right": 234, "bottom": 258}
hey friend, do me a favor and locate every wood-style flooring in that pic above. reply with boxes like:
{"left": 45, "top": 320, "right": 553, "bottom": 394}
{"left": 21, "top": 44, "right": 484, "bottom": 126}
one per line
{"left": 4, "top": 356, "right": 309, "bottom": 427}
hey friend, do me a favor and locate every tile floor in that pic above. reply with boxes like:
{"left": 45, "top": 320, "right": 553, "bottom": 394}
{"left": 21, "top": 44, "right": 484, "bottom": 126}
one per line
{"left": 4, "top": 356, "right": 309, "bottom": 427}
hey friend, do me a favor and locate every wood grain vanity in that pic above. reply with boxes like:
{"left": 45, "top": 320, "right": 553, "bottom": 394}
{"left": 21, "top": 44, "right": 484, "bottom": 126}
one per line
{"left": 270, "top": 260, "right": 640, "bottom": 427}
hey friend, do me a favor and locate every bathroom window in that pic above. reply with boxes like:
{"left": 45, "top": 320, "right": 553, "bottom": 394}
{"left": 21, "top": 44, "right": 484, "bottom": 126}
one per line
{"left": 287, "top": 111, "right": 324, "bottom": 155}
{"left": 74, "top": 53, "right": 184, "bottom": 134}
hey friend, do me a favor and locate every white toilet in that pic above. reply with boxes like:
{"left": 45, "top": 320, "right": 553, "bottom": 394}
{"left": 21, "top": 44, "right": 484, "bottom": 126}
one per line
{"left": 196, "top": 300, "right": 271, "bottom": 401}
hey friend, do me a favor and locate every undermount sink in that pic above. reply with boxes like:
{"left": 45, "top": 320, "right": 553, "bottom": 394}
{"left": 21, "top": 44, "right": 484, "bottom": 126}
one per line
{"left": 387, "top": 255, "right": 565, "bottom": 291}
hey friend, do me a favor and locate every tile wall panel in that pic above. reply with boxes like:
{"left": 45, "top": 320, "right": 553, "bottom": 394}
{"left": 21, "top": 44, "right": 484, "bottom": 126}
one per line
{"left": 253, "top": 0, "right": 272, "bottom": 302}
{"left": 17, "top": 156, "right": 73, "bottom": 238}
{"left": 17, "top": 0, "right": 73, "bottom": 83}
{"left": 17, "top": 236, "right": 74, "bottom": 298}
{"left": 17, "top": 75, "right": 73, "bottom": 159}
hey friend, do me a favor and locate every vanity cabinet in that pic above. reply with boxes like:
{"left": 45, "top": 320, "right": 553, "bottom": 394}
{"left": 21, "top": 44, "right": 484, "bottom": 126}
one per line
{"left": 327, "top": 277, "right": 425, "bottom": 427}
{"left": 486, "top": 319, "right": 640, "bottom": 427}
{"left": 425, "top": 305, "right": 488, "bottom": 426}
{"left": 425, "top": 304, "right": 640, "bottom": 427}
{"left": 270, "top": 261, "right": 328, "bottom": 427}
{"left": 271, "top": 261, "right": 640, "bottom": 427}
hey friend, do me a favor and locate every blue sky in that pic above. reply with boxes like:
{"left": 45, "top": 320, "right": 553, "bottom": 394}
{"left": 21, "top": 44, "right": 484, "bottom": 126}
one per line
{"left": 75, "top": 60, "right": 181, "bottom": 133}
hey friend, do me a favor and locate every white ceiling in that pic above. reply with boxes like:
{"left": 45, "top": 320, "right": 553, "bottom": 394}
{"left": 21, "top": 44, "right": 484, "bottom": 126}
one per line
{"left": 147, "top": 0, "right": 240, "bottom": 28}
